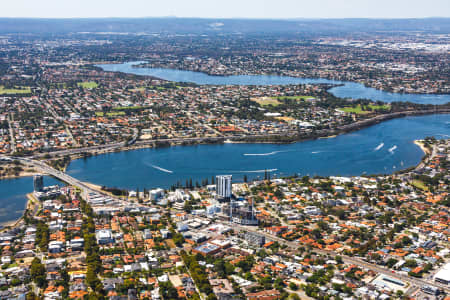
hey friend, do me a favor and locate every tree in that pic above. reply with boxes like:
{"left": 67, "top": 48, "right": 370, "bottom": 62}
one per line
{"left": 259, "top": 276, "right": 272, "bottom": 289}
{"left": 236, "top": 255, "right": 255, "bottom": 272}
{"left": 290, "top": 294, "right": 300, "bottom": 300}
{"left": 36, "top": 222, "right": 49, "bottom": 251}
{"left": 173, "top": 233, "right": 185, "bottom": 247}
{"left": 59, "top": 268, "right": 70, "bottom": 289}
{"left": 207, "top": 294, "right": 218, "bottom": 300}
{"left": 274, "top": 277, "right": 285, "bottom": 291}
{"left": 404, "top": 259, "right": 417, "bottom": 268}
{"left": 214, "top": 258, "right": 235, "bottom": 277}
{"left": 86, "top": 265, "right": 101, "bottom": 290}
{"left": 26, "top": 292, "right": 38, "bottom": 300}
{"left": 386, "top": 258, "right": 398, "bottom": 268}
{"left": 160, "top": 281, "right": 179, "bottom": 299}
{"left": 30, "top": 258, "right": 47, "bottom": 288}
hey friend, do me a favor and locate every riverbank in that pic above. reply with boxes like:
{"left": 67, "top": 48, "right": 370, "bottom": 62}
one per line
{"left": 0, "top": 193, "right": 37, "bottom": 230}
{"left": 0, "top": 170, "right": 37, "bottom": 180}
{"left": 130, "top": 62, "right": 449, "bottom": 95}
{"left": 414, "top": 140, "right": 431, "bottom": 156}
{"left": 5, "top": 108, "right": 449, "bottom": 180}
{"left": 0, "top": 163, "right": 37, "bottom": 180}
{"left": 2, "top": 133, "right": 448, "bottom": 228}
{"left": 62, "top": 114, "right": 450, "bottom": 190}
{"left": 80, "top": 109, "right": 450, "bottom": 157}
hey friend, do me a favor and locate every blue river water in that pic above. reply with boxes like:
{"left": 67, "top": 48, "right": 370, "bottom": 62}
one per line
{"left": 0, "top": 176, "right": 61, "bottom": 225}
{"left": 65, "top": 114, "right": 450, "bottom": 190}
{"left": 98, "top": 62, "right": 450, "bottom": 105}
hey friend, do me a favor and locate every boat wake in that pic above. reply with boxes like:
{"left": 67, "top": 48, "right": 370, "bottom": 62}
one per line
{"left": 243, "top": 150, "right": 287, "bottom": 156}
{"left": 388, "top": 145, "right": 397, "bottom": 153}
{"left": 311, "top": 151, "right": 321, "bottom": 154}
{"left": 150, "top": 164, "right": 173, "bottom": 174}
{"left": 235, "top": 169, "right": 278, "bottom": 173}
{"left": 374, "top": 143, "right": 384, "bottom": 151}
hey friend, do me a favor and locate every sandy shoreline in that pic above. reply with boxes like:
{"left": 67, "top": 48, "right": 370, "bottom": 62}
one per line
{"left": 82, "top": 181, "right": 129, "bottom": 199}
{"left": 83, "top": 181, "right": 103, "bottom": 191}
{"left": 414, "top": 140, "right": 430, "bottom": 155}
{"left": 0, "top": 170, "right": 38, "bottom": 180}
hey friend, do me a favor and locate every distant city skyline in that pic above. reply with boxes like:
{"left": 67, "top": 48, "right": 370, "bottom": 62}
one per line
{"left": 2, "top": 0, "right": 450, "bottom": 19}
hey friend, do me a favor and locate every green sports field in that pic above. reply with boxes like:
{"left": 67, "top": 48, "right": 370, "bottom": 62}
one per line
{"left": 0, "top": 86, "right": 31, "bottom": 95}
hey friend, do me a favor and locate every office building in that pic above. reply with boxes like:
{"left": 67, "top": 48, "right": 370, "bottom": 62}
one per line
{"left": 33, "top": 175, "right": 44, "bottom": 192}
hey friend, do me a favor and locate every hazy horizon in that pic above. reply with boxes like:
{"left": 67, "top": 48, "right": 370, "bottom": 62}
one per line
{"left": 0, "top": 16, "right": 449, "bottom": 20}
{"left": 2, "top": 0, "right": 450, "bottom": 19}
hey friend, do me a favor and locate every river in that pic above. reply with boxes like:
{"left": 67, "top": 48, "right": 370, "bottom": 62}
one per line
{"left": 65, "top": 114, "right": 450, "bottom": 190}
{"left": 0, "top": 176, "right": 61, "bottom": 225}
{"left": 98, "top": 62, "right": 450, "bottom": 105}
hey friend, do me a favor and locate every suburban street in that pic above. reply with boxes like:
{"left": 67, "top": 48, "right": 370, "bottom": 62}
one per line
{"left": 231, "top": 224, "right": 450, "bottom": 293}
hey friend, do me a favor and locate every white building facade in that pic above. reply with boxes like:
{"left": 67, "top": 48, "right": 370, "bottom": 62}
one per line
{"left": 216, "top": 175, "right": 232, "bottom": 199}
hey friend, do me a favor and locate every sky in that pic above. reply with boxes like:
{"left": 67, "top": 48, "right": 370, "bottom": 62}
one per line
{"left": 2, "top": 0, "right": 450, "bottom": 19}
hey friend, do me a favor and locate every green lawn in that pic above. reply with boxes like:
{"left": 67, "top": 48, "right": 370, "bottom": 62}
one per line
{"left": 148, "top": 85, "right": 168, "bottom": 91}
{"left": 339, "top": 104, "right": 390, "bottom": 114}
{"left": 113, "top": 106, "right": 144, "bottom": 111}
{"left": 77, "top": 81, "right": 98, "bottom": 89}
{"left": 0, "top": 86, "right": 31, "bottom": 95}
{"left": 95, "top": 111, "right": 126, "bottom": 117}
{"left": 131, "top": 87, "right": 146, "bottom": 92}
{"left": 272, "top": 95, "right": 315, "bottom": 101}
{"left": 412, "top": 180, "right": 428, "bottom": 191}
{"left": 252, "top": 97, "right": 281, "bottom": 106}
